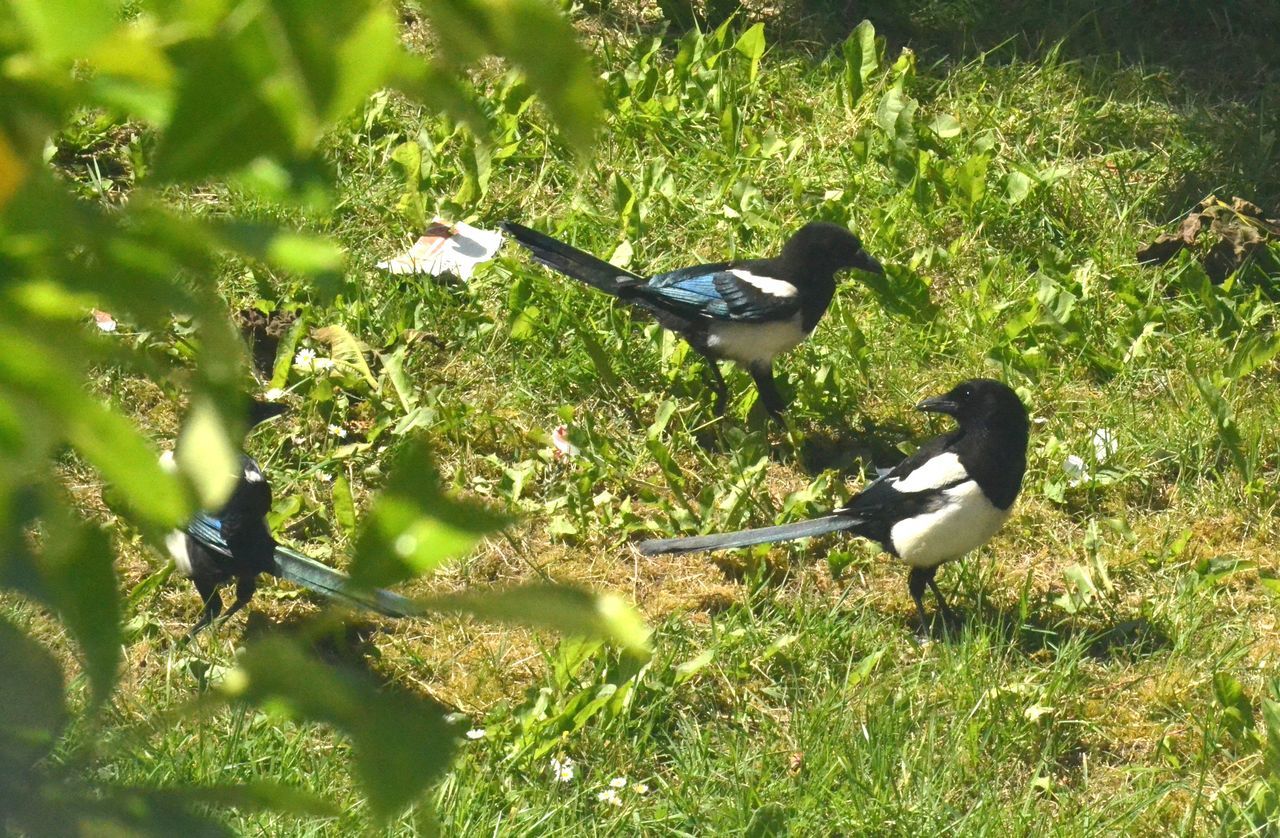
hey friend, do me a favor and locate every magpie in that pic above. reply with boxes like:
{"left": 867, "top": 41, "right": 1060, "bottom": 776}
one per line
{"left": 162, "top": 400, "right": 412, "bottom": 637}
{"left": 637, "top": 379, "right": 1029, "bottom": 631}
{"left": 500, "top": 220, "right": 884, "bottom": 417}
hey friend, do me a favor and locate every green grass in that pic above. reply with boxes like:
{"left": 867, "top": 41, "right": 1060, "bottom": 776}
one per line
{"left": 17, "top": 1, "right": 1280, "bottom": 833}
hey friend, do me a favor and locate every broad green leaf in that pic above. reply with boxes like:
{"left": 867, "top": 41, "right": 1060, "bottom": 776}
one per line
{"left": 1190, "top": 367, "right": 1250, "bottom": 480}
{"left": 41, "top": 514, "right": 121, "bottom": 706}
{"left": 175, "top": 397, "right": 242, "bottom": 512}
{"left": 9, "top": 0, "right": 116, "bottom": 64}
{"left": 956, "top": 153, "right": 989, "bottom": 210}
{"left": 416, "top": 583, "right": 652, "bottom": 659}
{"left": 329, "top": 4, "right": 404, "bottom": 124}
{"left": 1225, "top": 333, "right": 1280, "bottom": 381}
{"left": 267, "top": 234, "right": 346, "bottom": 276}
{"left": 225, "top": 636, "right": 456, "bottom": 820}
{"left": 351, "top": 437, "right": 508, "bottom": 587}
{"left": 855, "top": 264, "right": 937, "bottom": 322}
{"left": 0, "top": 325, "right": 188, "bottom": 527}
{"left": 311, "top": 324, "right": 378, "bottom": 389}
{"left": 142, "top": 782, "right": 340, "bottom": 818}
{"left": 270, "top": 315, "right": 308, "bottom": 389}
{"left": 0, "top": 617, "right": 65, "bottom": 776}
{"left": 928, "top": 113, "right": 962, "bottom": 139}
{"left": 876, "top": 88, "right": 917, "bottom": 146}
{"left": 413, "top": 0, "right": 492, "bottom": 67}
{"left": 733, "top": 23, "right": 766, "bottom": 84}
{"left": 0, "top": 130, "right": 27, "bottom": 209}
{"left": 391, "top": 55, "right": 488, "bottom": 133}
{"left": 841, "top": 20, "right": 878, "bottom": 107}
{"left": 1213, "top": 671, "right": 1253, "bottom": 739}
{"left": 152, "top": 36, "right": 295, "bottom": 181}
{"left": 379, "top": 346, "right": 417, "bottom": 412}
{"left": 332, "top": 475, "right": 358, "bottom": 538}
{"left": 1005, "top": 171, "right": 1033, "bottom": 205}
{"left": 489, "top": 0, "right": 601, "bottom": 156}
{"left": 674, "top": 649, "right": 715, "bottom": 685}
{"left": 1263, "top": 698, "right": 1280, "bottom": 779}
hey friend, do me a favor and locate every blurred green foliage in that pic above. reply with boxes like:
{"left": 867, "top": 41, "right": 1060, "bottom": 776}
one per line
{"left": 0, "top": 0, "right": 648, "bottom": 831}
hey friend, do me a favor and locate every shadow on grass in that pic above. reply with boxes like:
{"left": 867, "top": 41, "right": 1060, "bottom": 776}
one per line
{"left": 242, "top": 610, "right": 450, "bottom": 698}
{"left": 957, "top": 596, "right": 1172, "bottom": 660}
{"left": 591, "top": 0, "right": 1279, "bottom": 210}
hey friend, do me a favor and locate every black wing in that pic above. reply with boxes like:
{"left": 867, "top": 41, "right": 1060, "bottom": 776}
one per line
{"left": 636, "top": 262, "right": 801, "bottom": 323}
{"left": 834, "top": 431, "right": 965, "bottom": 553}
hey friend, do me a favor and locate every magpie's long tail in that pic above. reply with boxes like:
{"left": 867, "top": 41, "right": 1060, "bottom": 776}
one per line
{"left": 637, "top": 513, "right": 862, "bottom": 556}
{"left": 185, "top": 517, "right": 413, "bottom": 617}
{"left": 271, "top": 546, "right": 415, "bottom": 618}
{"left": 501, "top": 220, "right": 643, "bottom": 295}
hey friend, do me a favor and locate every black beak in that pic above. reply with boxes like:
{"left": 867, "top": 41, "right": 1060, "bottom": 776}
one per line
{"left": 916, "top": 395, "right": 959, "bottom": 416}
{"left": 852, "top": 250, "right": 885, "bottom": 276}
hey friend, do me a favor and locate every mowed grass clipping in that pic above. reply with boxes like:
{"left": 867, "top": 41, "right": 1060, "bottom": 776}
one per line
{"left": 15, "top": 2, "right": 1280, "bottom": 834}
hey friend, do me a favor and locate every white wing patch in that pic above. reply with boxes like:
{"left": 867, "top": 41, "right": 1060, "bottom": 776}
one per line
{"left": 889, "top": 451, "right": 969, "bottom": 493}
{"left": 889, "top": 480, "right": 1011, "bottom": 568}
{"left": 728, "top": 269, "right": 799, "bottom": 299}
{"left": 165, "top": 530, "right": 193, "bottom": 576}
{"left": 243, "top": 463, "right": 264, "bottom": 483}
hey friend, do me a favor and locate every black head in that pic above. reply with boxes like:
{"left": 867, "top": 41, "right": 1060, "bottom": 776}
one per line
{"left": 916, "top": 378, "right": 1028, "bottom": 434}
{"left": 248, "top": 399, "right": 287, "bottom": 428}
{"left": 780, "top": 221, "right": 884, "bottom": 277}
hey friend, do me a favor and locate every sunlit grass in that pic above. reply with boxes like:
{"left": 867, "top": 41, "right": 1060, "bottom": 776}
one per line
{"left": 28, "top": 5, "right": 1280, "bottom": 834}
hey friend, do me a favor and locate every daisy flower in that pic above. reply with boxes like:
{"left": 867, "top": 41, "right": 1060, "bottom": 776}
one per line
{"left": 550, "top": 756, "right": 575, "bottom": 783}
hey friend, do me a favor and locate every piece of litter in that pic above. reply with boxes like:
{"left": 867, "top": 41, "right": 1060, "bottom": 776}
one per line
{"left": 376, "top": 219, "right": 503, "bottom": 280}
{"left": 552, "top": 424, "right": 581, "bottom": 459}
{"left": 1091, "top": 428, "right": 1117, "bottom": 464}
{"left": 92, "top": 309, "right": 117, "bottom": 332}
{"left": 1063, "top": 454, "right": 1089, "bottom": 487}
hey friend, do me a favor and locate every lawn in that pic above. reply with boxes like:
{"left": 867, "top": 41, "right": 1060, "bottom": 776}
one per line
{"left": 8, "top": 0, "right": 1280, "bottom": 833}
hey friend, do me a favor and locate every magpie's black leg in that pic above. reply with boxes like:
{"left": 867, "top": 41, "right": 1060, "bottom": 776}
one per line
{"left": 748, "top": 363, "right": 788, "bottom": 420}
{"left": 704, "top": 359, "right": 729, "bottom": 417}
{"left": 907, "top": 567, "right": 930, "bottom": 636}
{"left": 186, "top": 578, "right": 223, "bottom": 641}
{"left": 926, "top": 573, "right": 958, "bottom": 631}
{"left": 219, "top": 575, "right": 258, "bottom": 625}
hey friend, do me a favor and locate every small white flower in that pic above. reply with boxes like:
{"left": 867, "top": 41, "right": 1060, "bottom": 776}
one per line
{"left": 313, "top": 357, "right": 336, "bottom": 371}
{"left": 264, "top": 387, "right": 285, "bottom": 402}
{"left": 293, "top": 348, "right": 317, "bottom": 370}
{"left": 1091, "top": 428, "right": 1117, "bottom": 464}
{"left": 1063, "top": 454, "right": 1089, "bottom": 487}
{"left": 596, "top": 788, "right": 622, "bottom": 807}
{"left": 316, "top": 472, "right": 334, "bottom": 482}
{"left": 465, "top": 728, "right": 486, "bottom": 740}
{"left": 609, "top": 777, "right": 627, "bottom": 789}
{"left": 328, "top": 424, "right": 348, "bottom": 439}
{"left": 633, "top": 782, "right": 650, "bottom": 795}
{"left": 550, "top": 756, "right": 575, "bottom": 783}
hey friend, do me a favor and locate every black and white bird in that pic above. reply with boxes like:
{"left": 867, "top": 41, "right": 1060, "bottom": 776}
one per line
{"left": 638, "top": 379, "right": 1029, "bottom": 631}
{"left": 500, "top": 220, "right": 884, "bottom": 417}
{"left": 162, "top": 400, "right": 412, "bottom": 637}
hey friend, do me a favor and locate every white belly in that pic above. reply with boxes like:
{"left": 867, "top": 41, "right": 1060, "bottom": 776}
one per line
{"left": 165, "top": 530, "right": 193, "bottom": 577}
{"left": 889, "top": 481, "right": 1011, "bottom": 568}
{"left": 705, "top": 314, "right": 808, "bottom": 367}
